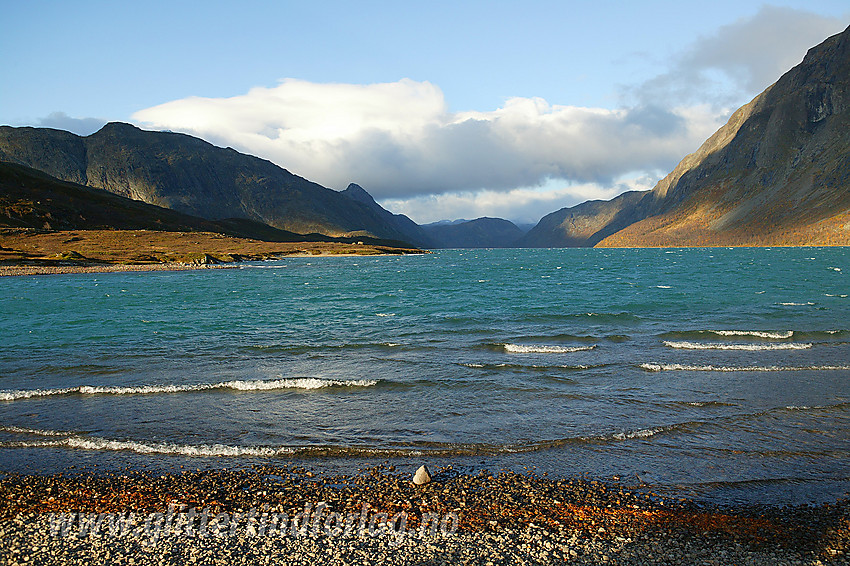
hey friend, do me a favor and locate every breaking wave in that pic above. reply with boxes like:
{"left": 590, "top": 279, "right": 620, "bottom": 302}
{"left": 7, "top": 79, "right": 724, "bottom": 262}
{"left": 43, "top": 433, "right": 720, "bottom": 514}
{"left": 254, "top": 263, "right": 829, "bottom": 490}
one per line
{"left": 662, "top": 341, "right": 812, "bottom": 351}
{"left": 0, "top": 378, "right": 379, "bottom": 401}
{"left": 640, "top": 363, "right": 850, "bottom": 372}
{"left": 0, "top": 423, "right": 690, "bottom": 458}
{"left": 710, "top": 330, "right": 794, "bottom": 339}
{"left": 504, "top": 344, "right": 597, "bottom": 354}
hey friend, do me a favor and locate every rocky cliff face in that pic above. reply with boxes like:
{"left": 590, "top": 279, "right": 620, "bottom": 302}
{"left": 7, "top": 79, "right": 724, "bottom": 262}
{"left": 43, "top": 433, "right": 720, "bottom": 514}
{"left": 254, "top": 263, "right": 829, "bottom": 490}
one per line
{"left": 0, "top": 123, "right": 422, "bottom": 243}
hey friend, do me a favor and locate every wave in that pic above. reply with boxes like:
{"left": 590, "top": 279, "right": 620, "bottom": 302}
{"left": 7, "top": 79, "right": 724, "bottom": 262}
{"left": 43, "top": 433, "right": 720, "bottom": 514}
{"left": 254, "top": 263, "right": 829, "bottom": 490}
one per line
{"left": 662, "top": 341, "right": 812, "bottom": 351}
{"left": 242, "top": 342, "right": 405, "bottom": 354}
{"left": 711, "top": 330, "right": 793, "bottom": 339}
{"left": 640, "top": 363, "right": 850, "bottom": 372}
{"left": 661, "top": 330, "right": 794, "bottom": 340}
{"left": 504, "top": 344, "right": 597, "bottom": 354}
{"left": 0, "top": 423, "right": 692, "bottom": 458}
{"left": 776, "top": 302, "right": 815, "bottom": 306}
{"left": 0, "top": 378, "right": 379, "bottom": 402}
{"left": 0, "top": 425, "right": 76, "bottom": 436}
{"left": 460, "top": 362, "right": 602, "bottom": 371}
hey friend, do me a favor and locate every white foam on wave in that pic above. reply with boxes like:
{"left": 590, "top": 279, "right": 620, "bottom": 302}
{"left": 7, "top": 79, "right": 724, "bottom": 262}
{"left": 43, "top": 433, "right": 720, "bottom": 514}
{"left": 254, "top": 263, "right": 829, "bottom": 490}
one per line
{"left": 0, "top": 425, "right": 74, "bottom": 436}
{"left": 612, "top": 427, "right": 664, "bottom": 440}
{"left": 777, "top": 302, "right": 815, "bottom": 306}
{"left": 0, "top": 436, "right": 296, "bottom": 457}
{"left": 504, "top": 344, "right": 597, "bottom": 354}
{"left": 0, "top": 378, "right": 379, "bottom": 401}
{"left": 63, "top": 437, "right": 294, "bottom": 457}
{"left": 710, "top": 330, "right": 793, "bottom": 339}
{"left": 662, "top": 341, "right": 811, "bottom": 351}
{"left": 640, "top": 363, "right": 849, "bottom": 372}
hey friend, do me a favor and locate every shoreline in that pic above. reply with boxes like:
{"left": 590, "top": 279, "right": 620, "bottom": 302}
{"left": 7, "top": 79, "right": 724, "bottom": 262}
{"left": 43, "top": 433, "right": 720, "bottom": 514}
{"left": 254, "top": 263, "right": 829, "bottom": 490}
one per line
{"left": 0, "top": 228, "right": 427, "bottom": 277}
{"left": 0, "top": 466, "right": 847, "bottom": 565}
{"left": 0, "top": 262, "right": 238, "bottom": 277}
{"left": 0, "top": 251, "right": 425, "bottom": 277}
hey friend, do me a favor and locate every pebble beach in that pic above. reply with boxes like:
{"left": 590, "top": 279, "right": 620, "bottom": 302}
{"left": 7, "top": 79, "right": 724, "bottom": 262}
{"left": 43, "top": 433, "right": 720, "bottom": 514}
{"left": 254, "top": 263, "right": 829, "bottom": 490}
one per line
{"left": 1, "top": 466, "right": 847, "bottom": 565}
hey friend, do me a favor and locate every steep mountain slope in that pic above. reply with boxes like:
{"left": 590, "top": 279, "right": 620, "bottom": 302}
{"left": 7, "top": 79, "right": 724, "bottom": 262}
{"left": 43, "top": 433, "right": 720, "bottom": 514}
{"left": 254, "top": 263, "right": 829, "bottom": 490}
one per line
{"left": 0, "top": 161, "right": 411, "bottom": 246}
{"left": 423, "top": 217, "right": 526, "bottom": 248}
{"left": 340, "top": 183, "right": 434, "bottom": 247}
{"left": 519, "top": 25, "right": 850, "bottom": 248}
{"left": 597, "top": 24, "right": 850, "bottom": 247}
{"left": 517, "top": 191, "right": 647, "bottom": 247}
{"left": 0, "top": 123, "right": 422, "bottom": 243}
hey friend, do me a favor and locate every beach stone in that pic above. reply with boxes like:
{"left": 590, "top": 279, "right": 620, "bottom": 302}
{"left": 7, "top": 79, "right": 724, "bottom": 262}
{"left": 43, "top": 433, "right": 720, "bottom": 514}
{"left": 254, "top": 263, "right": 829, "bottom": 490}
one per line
{"left": 412, "top": 465, "right": 431, "bottom": 485}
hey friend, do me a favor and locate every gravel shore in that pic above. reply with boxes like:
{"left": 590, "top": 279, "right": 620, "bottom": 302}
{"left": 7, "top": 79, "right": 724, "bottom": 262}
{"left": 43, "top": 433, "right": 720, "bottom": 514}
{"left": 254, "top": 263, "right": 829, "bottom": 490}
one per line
{"left": 1, "top": 466, "right": 847, "bottom": 565}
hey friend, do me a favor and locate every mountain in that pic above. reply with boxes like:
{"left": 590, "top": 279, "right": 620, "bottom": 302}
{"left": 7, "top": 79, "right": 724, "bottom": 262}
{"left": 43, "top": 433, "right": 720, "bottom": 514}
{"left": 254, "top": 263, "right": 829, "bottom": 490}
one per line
{"left": 0, "top": 123, "right": 424, "bottom": 245}
{"left": 526, "top": 24, "right": 850, "bottom": 248}
{"left": 340, "top": 183, "right": 434, "bottom": 247}
{"left": 422, "top": 217, "right": 526, "bottom": 248}
{"left": 0, "top": 161, "right": 413, "bottom": 247}
{"left": 517, "top": 191, "right": 647, "bottom": 247}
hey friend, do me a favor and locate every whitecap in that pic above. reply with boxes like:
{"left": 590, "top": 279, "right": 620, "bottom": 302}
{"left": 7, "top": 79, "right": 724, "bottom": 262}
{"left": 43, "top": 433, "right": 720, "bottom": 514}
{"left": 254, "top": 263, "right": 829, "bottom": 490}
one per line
{"left": 0, "top": 378, "right": 378, "bottom": 402}
{"left": 710, "top": 330, "right": 793, "bottom": 339}
{"left": 613, "top": 428, "right": 664, "bottom": 440}
{"left": 504, "top": 344, "right": 596, "bottom": 354}
{"left": 662, "top": 341, "right": 811, "bottom": 351}
{"left": 640, "top": 363, "right": 848, "bottom": 372}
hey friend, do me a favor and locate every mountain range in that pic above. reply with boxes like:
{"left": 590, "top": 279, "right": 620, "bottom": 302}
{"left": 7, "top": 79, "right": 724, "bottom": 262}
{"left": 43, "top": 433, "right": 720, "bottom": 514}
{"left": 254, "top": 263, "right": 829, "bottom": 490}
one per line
{"left": 1, "top": 24, "right": 848, "bottom": 248}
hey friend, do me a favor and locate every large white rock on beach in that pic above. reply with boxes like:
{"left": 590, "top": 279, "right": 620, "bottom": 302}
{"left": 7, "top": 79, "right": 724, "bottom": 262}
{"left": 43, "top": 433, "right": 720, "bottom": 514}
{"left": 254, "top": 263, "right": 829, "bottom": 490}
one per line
{"left": 413, "top": 465, "right": 431, "bottom": 485}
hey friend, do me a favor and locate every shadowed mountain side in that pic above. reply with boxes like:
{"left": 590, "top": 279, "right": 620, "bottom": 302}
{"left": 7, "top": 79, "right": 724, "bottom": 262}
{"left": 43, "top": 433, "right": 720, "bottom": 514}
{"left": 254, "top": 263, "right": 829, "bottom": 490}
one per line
{"left": 517, "top": 191, "right": 647, "bottom": 247}
{"left": 340, "top": 183, "right": 434, "bottom": 247}
{"left": 423, "top": 217, "right": 526, "bottom": 248}
{"left": 0, "top": 123, "right": 421, "bottom": 244}
{"left": 0, "top": 161, "right": 414, "bottom": 248}
{"left": 597, "top": 24, "right": 850, "bottom": 247}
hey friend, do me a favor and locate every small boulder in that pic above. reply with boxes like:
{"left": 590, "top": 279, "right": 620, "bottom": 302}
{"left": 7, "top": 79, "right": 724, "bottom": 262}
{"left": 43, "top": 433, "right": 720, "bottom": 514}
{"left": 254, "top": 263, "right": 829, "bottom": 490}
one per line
{"left": 412, "top": 465, "right": 431, "bottom": 486}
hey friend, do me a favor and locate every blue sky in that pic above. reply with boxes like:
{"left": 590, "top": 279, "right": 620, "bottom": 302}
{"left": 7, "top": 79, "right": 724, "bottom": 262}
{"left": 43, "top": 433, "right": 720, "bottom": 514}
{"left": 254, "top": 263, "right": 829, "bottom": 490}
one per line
{"left": 2, "top": 1, "right": 848, "bottom": 224}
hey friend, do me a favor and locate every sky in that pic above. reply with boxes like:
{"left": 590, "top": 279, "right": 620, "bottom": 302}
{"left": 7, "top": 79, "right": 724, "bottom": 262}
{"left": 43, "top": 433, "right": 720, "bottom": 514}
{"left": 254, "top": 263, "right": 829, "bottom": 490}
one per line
{"left": 2, "top": 1, "right": 848, "bottom": 225}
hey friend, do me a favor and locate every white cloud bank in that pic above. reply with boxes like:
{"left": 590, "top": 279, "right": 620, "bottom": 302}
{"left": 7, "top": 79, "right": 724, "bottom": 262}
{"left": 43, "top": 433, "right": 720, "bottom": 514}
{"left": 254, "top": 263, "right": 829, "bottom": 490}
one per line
{"left": 132, "top": 6, "right": 847, "bottom": 223}
{"left": 133, "top": 80, "right": 716, "bottom": 200}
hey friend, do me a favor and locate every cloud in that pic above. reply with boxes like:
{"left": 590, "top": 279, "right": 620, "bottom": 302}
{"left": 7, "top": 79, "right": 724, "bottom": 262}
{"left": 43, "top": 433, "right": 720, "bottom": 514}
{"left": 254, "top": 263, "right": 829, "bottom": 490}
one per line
{"left": 380, "top": 175, "right": 658, "bottom": 225}
{"left": 133, "top": 80, "right": 719, "bottom": 201}
{"left": 36, "top": 112, "right": 106, "bottom": 136}
{"left": 627, "top": 6, "right": 847, "bottom": 108}
{"left": 130, "top": 7, "right": 846, "bottom": 223}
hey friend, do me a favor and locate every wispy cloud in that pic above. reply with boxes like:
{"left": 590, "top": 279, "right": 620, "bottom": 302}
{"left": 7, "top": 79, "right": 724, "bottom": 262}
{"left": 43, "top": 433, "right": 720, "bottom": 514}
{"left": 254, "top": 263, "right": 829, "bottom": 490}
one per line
{"left": 625, "top": 6, "right": 847, "bottom": 108}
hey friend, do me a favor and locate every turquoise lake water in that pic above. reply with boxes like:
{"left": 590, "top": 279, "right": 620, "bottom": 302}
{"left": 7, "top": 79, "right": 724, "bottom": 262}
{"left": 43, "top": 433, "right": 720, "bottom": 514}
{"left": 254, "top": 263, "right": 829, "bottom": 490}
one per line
{"left": 0, "top": 247, "right": 848, "bottom": 504}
